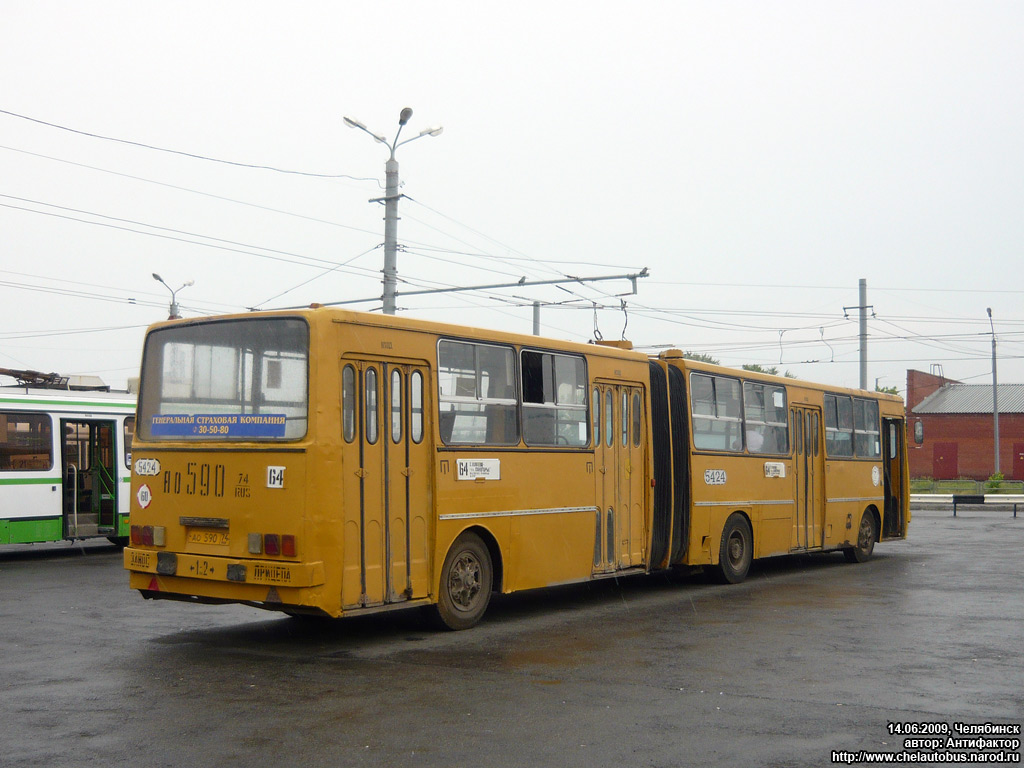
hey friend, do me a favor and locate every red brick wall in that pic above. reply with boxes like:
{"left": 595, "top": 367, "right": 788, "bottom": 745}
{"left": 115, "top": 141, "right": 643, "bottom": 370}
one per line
{"left": 906, "top": 369, "right": 959, "bottom": 410}
{"left": 908, "top": 412, "right": 1024, "bottom": 480}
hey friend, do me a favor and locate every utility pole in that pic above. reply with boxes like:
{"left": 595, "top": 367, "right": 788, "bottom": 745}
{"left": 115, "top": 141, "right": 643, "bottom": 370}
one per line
{"left": 844, "top": 279, "right": 872, "bottom": 390}
{"left": 988, "top": 307, "right": 1000, "bottom": 476}
{"left": 859, "top": 278, "right": 868, "bottom": 390}
{"left": 344, "top": 109, "right": 443, "bottom": 315}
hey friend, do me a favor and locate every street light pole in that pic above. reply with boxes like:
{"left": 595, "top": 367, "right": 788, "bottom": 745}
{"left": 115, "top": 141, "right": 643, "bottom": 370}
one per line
{"left": 987, "top": 307, "right": 1000, "bottom": 476}
{"left": 152, "top": 273, "right": 194, "bottom": 320}
{"left": 344, "top": 108, "right": 443, "bottom": 315}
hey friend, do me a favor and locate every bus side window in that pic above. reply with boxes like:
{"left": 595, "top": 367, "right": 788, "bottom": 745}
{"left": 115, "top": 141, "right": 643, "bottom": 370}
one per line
{"left": 391, "top": 369, "right": 402, "bottom": 444}
{"left": 621, "top": 390, "right": 628, "bottom": 447}
{"left": 824, "top": 394, "right": 854, "bottom": 457}
{"left": 604, "top": 390, "right": 613, "bottom": 447}
{"left": 592, "top": 387, "right": 600, "bottom": 447}
{"left": 123, "top": 417, "right": 135, "bottom": 468}
{"left": 0, "top": 411, "right": 54, "bottom": 471}
{"left": 632, "top": 391, "right": 641, "bottom": 447}
{"left": 690, "top": 373, "right": 742, "bottom": 452}
{"left": 438, "top": 340, "right": 518, "bottom": 445}
{"left": 365, "top": 368, "right": 379, "bottom": 445}
{"left": 410, "top": 371, "right": 424, "bottom": 444}
{"left": 521, "top": 350, "right": 588, "bottom": 447}
{"left": 342, "top": 365, "right": 356, "bottom": 443}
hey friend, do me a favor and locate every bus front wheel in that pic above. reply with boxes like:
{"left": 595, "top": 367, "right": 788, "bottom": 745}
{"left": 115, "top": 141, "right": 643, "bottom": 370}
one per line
{"left": 844, "top": 510, "right": 877, "bottom": 563}
{"left": 435, "top": 532, "right": 493, "bottom": 631}
{"left": 713, "top": 513, "right": 752, "bottom": 584}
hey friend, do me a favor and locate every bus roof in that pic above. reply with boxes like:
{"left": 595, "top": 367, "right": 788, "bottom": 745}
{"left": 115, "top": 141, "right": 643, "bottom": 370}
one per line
{"left": 0, "top": 387, "right": 136, "bottom": 410}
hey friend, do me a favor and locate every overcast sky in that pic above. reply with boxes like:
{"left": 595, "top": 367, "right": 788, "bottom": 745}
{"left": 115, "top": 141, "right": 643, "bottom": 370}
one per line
{"left": 2, "top": 1, "right": 1022, "bottom": 394}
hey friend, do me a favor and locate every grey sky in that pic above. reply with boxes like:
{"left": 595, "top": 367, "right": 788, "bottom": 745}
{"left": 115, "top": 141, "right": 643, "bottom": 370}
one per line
{"left": 2, "top": 1, "right": 1022, "bottom": 393}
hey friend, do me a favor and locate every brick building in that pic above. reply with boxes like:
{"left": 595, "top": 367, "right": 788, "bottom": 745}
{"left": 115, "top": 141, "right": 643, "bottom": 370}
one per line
{"left": 906, "top": 369, "right": 1024, "bottom": 480}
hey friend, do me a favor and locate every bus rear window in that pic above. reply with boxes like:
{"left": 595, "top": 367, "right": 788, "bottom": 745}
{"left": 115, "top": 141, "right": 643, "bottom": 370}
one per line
{"left": 138, "top": 318, "right": 309, "bottom": 441}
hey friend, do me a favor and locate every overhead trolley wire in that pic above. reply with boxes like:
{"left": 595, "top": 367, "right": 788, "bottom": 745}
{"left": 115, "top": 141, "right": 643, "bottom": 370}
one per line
{"left": 0, "top": 108, "right": 378, "bottom": 180}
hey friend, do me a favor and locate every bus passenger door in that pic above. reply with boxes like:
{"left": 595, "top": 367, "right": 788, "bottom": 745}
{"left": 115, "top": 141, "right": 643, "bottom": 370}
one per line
{"left": 61, "top": 420, "right": 117, "bottom": 539}
{"left": 593, "top": 383, "right": 642, "bottom": 572}
{"left": 341, "top": 360, "right": 432, "bottom": 610}
{"left": 340, "top": 361, "right": 386, "bottom": 608}
{"left": 882, "top": 418, "right": 906, "bottom": 538}
{"left": 384, "top": 364, "right": 432, "bottom": 602}
{"left": 791, "top": 405, "right": 824, "bottom": 550}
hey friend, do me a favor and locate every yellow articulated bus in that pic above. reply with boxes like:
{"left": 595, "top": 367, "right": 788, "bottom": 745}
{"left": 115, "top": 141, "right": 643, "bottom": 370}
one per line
{"left": 124, "top": 308, "right": 908, "bottom": 629}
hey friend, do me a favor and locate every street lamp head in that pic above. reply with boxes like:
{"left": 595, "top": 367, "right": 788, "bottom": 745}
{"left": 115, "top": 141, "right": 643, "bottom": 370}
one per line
{"left": 419, "top": 125, "right": 444, "bottom": 138}
{"left": 987, "top": 307, "right": 993, "bottom": 318}
{"left": 152, "top": 272, "right": 164, "bottom": 284}
{"left": 399, "top": 107, "right": 413, "bottom": 126}
{"left": 184, "top": 279, "right": 195, "bottom": 288}
{"left": 344, "top": 116, "right": 387, "bottom": 144}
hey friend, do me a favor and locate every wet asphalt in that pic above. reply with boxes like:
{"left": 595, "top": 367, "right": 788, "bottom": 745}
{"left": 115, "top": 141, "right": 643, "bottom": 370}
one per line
{"left": 2, "top": 504, "right": 1021, "bottom": 768}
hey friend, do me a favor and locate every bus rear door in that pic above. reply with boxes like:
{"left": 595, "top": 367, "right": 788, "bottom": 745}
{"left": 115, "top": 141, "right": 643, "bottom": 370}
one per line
{"left": 790, "top": 405, "right": 824, "bottom": 550}
{"left": 340, "top": 360, "right": 431, "bottom": 609}
{"left": 594, "top": 383, "right": 645, "bottom": 572}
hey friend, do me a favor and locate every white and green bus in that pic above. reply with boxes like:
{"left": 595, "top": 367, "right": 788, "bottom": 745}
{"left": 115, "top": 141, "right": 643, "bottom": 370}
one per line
{"left": 1, "top": 387, "right": 136, "bottom": 546}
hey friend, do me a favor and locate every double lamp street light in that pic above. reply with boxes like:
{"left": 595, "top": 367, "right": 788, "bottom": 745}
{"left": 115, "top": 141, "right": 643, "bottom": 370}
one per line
{"left": 344, "top": 108, "right": 443, "bottom": 315}
{"left": 152, "top": 273, "right": 193, "bottom": 320}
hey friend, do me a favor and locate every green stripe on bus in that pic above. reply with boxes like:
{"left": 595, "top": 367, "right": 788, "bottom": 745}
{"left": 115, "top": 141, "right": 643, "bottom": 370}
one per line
{"left": 0, "top": 477, "right": 60, "bottom": 486}
{"left": 0, "top": 396, "right": 135, "bottom": 409}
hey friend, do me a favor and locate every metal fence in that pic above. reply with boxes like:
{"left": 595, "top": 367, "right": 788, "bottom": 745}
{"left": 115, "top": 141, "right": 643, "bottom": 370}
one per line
{"left": 910, "top": 478, "right": 1024, "bottom": 494}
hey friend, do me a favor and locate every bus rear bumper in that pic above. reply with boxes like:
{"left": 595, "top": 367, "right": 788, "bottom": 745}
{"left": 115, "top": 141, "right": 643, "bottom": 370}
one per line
{"left": 124, "top": 547, "right": 325, "bottom": 588}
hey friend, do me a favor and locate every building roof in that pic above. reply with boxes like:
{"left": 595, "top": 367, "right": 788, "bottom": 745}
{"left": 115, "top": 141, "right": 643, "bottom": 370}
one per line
{"left": 913, "top": 383, "right": 1024, "bottom": 415}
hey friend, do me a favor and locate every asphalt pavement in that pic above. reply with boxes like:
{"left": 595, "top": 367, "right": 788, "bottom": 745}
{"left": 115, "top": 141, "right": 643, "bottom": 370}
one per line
{"left": 1, "top": 503, "right": 1021, "bottom": 768}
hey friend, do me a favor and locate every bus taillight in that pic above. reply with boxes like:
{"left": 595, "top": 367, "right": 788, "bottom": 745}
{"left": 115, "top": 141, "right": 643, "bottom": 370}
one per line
{"left": 247, "top": 532, "right": 297, "bottom": 557}
{"left": 130, "top": 525, "right": 165, "bottom": 547}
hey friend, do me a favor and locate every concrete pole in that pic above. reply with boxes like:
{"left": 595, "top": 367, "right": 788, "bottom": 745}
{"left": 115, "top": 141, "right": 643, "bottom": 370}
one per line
{"left": 988, "top": 308, "right": 1000, "bottom": 476}
{"left": 859, "top": 278, "right": 868, "bottom": 390}
{"left": 382, "top": 157, "right": 400, "bottom": 315}
{"left": 532, "top": 301, "right": 541, "bottom": 335}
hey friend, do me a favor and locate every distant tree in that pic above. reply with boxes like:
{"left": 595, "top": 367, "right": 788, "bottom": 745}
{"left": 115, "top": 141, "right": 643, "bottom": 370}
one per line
{"left": 741, "top": 364, "right": 798, "bottom": 378}
{"left": 876, "top": 384, "right": 899, "bottom": 395}
{"left": 683, "top": 351, "right": 720, "bottom": 365}
{"left": 742, "top": 363, "right": 779, "bottom": 375}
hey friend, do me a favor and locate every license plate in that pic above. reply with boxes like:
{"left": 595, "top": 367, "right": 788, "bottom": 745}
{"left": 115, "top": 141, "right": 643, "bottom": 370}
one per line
{"left": 126, "top": 549, "right": 156, "bottom": 571}
{"left": 187, "top": 529, "right": 229, "bottom": 547}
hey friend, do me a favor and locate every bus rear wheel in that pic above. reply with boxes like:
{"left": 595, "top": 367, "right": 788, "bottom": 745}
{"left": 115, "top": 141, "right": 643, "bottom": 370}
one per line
{"left": 435, "top": 532, "right": 493, "bottom": 631}
{"left": 844, "top": 510, "right": 877, "bottom": 563}
{"left": 713, "top": 513, "right": 752, "bottom": 584}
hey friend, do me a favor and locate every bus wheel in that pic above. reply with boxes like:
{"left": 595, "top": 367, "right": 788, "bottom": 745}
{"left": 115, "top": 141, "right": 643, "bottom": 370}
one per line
{"left": 714, "top": 513, "right": 752, "bottom": 584}
{"left": 435, "top": 532, "right": 493, "bottom": 631}
{"left": 844, "top": 510, "right": 877, "bottom": 563}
